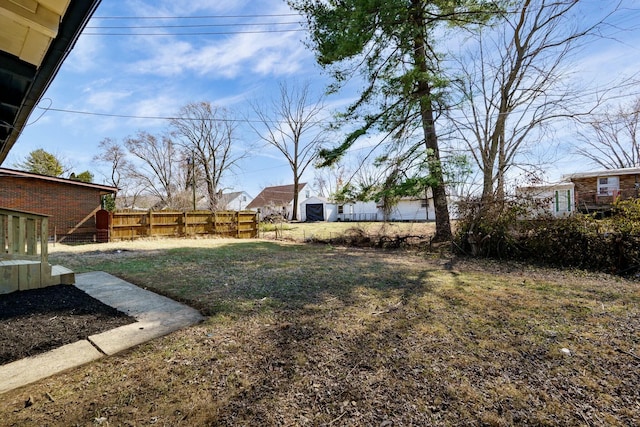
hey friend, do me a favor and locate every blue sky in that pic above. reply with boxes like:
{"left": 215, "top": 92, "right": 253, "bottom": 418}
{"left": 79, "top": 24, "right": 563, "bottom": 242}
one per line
{"left": 9, "top": 0, "right": 332, "bottom": 198}
{"left": 6, "top": 0, "right": 640, "bottom": 198}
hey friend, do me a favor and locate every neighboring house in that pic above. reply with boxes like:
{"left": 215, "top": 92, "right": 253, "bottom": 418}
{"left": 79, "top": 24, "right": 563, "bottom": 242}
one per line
{"left": 380, "top": 195, "right": 436, "bottom": 222}
{"left": 376, "top": 189, "right": 436, "bottom": 222}
{"left": 300, "top": 196, "right": 331, "bottom": 221}
{"left": 219, "top": 191, "right": 253, "bottom": 211}
{"left": 299, "top": 196, "right": 436, "bottom": 222}
{"left": 516, "top": 182, "right": 575, "bottom": 218}
{"left": 0, "top": 167, "right": 117, "bottom": 242}
{"left": 246, "top": 183, "right": 309, "bottom": 220}
{"left": 251, "top": 183, "right": 435, "bottom": 222}
{"left": 340, "top": 201, "right": 380, "bottom": 221}
{"left": 300, "top": 197, "right": 379, "bottom": 222}
{"left": 564, "top": 167, "right": 640, "bottom": 214}
{"left": 300, "top": 196, "right": 336, "bottom": 222}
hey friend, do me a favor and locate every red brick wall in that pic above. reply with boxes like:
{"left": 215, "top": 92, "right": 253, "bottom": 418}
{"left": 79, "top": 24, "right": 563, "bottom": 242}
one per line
{"left": 0, "top": 176, "right": 103, "bottom": 242}
{"left": 573, "top": 174, "right": 640, "bottom": 208}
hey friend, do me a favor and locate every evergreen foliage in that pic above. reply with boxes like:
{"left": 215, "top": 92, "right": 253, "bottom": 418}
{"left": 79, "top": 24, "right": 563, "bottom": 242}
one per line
{"left": 15, "top": 148, "right": 65, "bottom": 177}
{"left": 289, "top": 0, "right": 503, "bottom": 241}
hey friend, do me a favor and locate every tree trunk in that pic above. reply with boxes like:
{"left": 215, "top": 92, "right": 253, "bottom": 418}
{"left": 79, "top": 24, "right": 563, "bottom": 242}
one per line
{"left": 481, "top": 166, "right": 495, "bottom": 205}
{"left": 292, "top": 176, "right": 300, "bottom": 221}
{"left": 411, "top": 1, "right": 451, "bottom": 242}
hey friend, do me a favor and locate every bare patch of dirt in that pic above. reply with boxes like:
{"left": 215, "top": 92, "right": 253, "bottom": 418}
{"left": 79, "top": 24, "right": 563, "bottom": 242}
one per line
{"left": 0, "top": 285, "right": 135, "bottom": 365}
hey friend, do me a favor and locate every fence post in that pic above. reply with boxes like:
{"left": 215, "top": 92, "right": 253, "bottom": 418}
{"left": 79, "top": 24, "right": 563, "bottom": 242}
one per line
{"left": 148, "top": 210, "right": 153, "bottom": 237}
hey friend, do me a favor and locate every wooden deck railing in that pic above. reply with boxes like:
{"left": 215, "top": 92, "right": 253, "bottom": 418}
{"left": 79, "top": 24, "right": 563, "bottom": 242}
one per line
{"left": 0, "top": 208, "right": 72, "bottom": 294}
{"left": 0, "top": 208, "right": 49, "bottom": 262}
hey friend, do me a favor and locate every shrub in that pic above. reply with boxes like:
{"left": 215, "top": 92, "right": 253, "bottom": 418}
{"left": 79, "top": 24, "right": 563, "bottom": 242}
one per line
{"left": 454, "top": 197, "right": 640, "bottom": 276}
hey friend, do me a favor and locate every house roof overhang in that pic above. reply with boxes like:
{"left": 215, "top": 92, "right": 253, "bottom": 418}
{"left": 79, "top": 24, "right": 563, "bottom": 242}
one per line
{"left": 563, "top": 167, "right": 640, "bottom": 180}
{"left": 0, "top": 0, "right": 101, "bottom": 164}
{"left": 0, "top": 166, "right": 117, "bottom": 194}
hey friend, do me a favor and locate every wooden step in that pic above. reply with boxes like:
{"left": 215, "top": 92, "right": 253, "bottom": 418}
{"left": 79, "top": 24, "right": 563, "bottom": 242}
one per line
{"left": 1, "top": 261, "right": 75, "bottom": 293}
{"left": 51, "top": 265, "right": 75, "bottom": 285}
{"left": 1, "top": 260, "right": 45, "bottom": 293}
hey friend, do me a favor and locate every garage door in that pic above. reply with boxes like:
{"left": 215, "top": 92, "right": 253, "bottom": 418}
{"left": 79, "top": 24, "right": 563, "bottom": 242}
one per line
{"left": 305, "top": 203, "right": 324, "bottom": 221}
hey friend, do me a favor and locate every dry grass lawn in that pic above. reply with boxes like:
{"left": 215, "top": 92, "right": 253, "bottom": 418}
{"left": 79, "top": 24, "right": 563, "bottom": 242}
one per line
{"left": 0, "top": 224, "right": 638, "bottom": 426}
{"left": 259, "top": 220, "right": 435, "bottom": 241}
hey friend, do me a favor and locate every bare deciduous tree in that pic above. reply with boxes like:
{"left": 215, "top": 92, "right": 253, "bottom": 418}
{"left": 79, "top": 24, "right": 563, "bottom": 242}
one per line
{"left": 313, "top": 162, "right": 349, "bottom": 199}
{"left": 170, "top": 102, "right": 244, "bottom": 211}
{"left": 250, "top": 81, "right": 329, "bottom": 220}
{"left": 125, "top": 131, "right": 182, "bottom": 209}
{"left": 449, "top": 0, "right": 622, "bottom": 207}
{"left": 574, "top": 97, "right": 640, "bottom": 169}
{"left": 93, "top": 138, "right": 130, "bottom": 205}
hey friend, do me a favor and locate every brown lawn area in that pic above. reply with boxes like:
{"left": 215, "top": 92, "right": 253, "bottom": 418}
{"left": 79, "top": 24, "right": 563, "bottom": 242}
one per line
{"left": 0, "top": 223, "right": 638, "bottom": 426}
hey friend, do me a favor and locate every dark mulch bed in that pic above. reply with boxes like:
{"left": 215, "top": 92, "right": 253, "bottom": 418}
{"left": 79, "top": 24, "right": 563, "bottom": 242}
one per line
{"left": 0, "top": 285, "right": 136, "bottom": 365}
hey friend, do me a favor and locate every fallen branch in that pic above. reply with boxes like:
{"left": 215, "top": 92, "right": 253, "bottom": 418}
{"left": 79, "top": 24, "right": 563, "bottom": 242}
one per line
{"left": 615, "top": 347, "right": 640, "bottom": 362}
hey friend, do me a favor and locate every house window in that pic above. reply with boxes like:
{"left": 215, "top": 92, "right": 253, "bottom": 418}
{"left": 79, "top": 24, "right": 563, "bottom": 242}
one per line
{"left": 420, "top": 199, "right": 428, "bottom": 208}
{"left": 305, "top": 190, "right": 310, "bottom": 199}
{"left": 597, "top": 177, "right": 619, "bottom": 196}
{"left": 338, "top": 205, "right": 344, "bottom": 214}
{"left": 567, "top": 190, "right": 571, "bottom": 211}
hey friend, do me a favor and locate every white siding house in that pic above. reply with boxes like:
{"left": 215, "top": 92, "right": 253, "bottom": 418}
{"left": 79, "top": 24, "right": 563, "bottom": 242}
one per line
{"left": 382, "top": 197, "right": 435, "bottom": 221}
{"left": 300, "top": 197, "right": 336, "bottom": 221}
{"left": 300, "top": 197, "right": 436, "bottom": 222}
{"left": 300, "top": 198, "right": 379, "bottom": 222}
{"left": 516, "top": 182, "right": 575, "bottom": 218}
{"left": 338, "top": 201, "right": 379, "bottom": 221}
{"left": 220, "top": 191, "right": 253, "bottom": 211}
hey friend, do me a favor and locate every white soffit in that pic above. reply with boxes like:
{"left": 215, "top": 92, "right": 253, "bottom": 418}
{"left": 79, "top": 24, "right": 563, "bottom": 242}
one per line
{"left": 0, "top": 0, "right": 70, "bottom": 67}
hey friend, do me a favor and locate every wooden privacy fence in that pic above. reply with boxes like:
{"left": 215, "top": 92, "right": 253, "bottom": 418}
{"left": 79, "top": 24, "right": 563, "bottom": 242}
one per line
{"left": 108, "top": 210, "right": 258, "bottom": 240}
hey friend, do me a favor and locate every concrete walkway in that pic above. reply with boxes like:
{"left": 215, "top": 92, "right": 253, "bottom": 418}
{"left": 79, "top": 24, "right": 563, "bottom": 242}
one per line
{"left": 0, "top": 272, "right": 204, "bottom": 394}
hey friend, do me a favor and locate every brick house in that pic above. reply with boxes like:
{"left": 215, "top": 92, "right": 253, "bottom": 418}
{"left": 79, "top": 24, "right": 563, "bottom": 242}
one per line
{"left": 0, "top": 167, "right": 117, "bottom": 242}
{"left": 563, "top": 167, "right": 640, "bottom": 214}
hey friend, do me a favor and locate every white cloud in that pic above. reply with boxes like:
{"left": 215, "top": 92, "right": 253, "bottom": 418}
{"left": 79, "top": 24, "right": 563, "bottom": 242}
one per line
{"left": 127, "top": 0, "right": 251, "bottom": 17}
{"left": 126, "top": 29, "right": 311, "bottom": 80}
{"left": 126, "top": 40, "right": 195, "bottom": 76}
{"left": 130, "top": 95, "right": 179, "bottom": 119}
{"left": 85, "top": 90, "right": 132, "bottom": 111}
{"left": 116, "top": 0, "right": 310, "bottom": 81}
{"left": 62, "top": 34, "right": 104, "bottom": 73}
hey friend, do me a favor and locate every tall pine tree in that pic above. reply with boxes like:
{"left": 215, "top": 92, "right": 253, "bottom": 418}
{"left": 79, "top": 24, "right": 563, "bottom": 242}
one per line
{"left": 290, "top": 0, "right": 502, "bottom": 241}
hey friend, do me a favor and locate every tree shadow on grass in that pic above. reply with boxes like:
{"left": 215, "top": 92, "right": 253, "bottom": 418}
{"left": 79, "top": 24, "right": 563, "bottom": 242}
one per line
{"left": 162, "top": 241, "right": 438, "bottom": 316}
{"left": 50, "top": 240, "right": 442, "bottom": 318}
